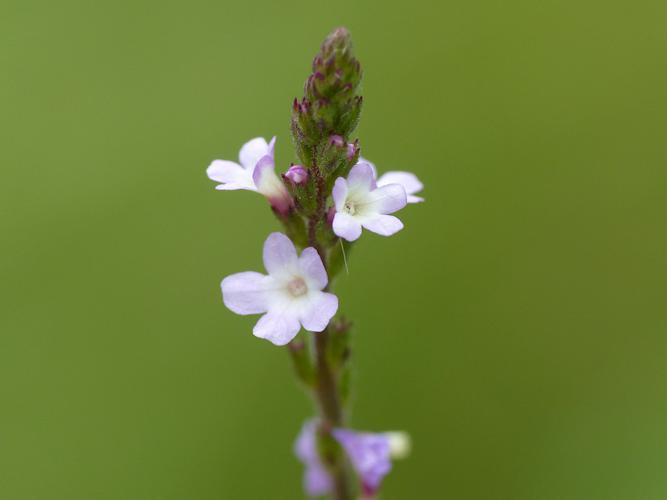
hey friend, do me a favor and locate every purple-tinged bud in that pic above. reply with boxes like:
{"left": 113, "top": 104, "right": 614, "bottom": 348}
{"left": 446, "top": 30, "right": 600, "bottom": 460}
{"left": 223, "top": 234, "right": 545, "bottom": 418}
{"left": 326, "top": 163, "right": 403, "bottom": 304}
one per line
{"left": 291, "top": 27, "right": 363, "bottom": 165}
{"left": 285, "top": 164, "right": 308, "bottom": 185}
{"left": 321, "top": 27, "right": 352, "bottom": 56}
{"left": 327, "top": 206, "right": 336, "bottom": 225}
{"left": 329, "top": 135, "right": 345, "bottom": 148}
{"left": 347, "top": 141, "right": 359, "bottom": 160}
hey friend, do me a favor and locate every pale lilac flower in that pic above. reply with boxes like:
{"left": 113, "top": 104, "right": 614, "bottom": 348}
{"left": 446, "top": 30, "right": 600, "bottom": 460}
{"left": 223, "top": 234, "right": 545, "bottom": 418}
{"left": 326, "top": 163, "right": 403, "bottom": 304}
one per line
{"left": 221, "top": 233, "right": 338, "bottom": 346}
{"left": 295, "top": 421, "right": 410, "bottom": 497}
{"left": 363, "top": 158, "right": 425, "bottom": 204}
{"left": 332, "top": 429, "right": 393, "bottom": 496}
{"left": 285, "top": 164, "right": 308, "bottom": 185}
{"left": 206, "top": 137, "right": 292, "bottom": 213}
{"left": 294, "top": 420, "right": 333, "bottom": 497}
{"left": 332, "top": 162, "right": 407, "bottom": 241}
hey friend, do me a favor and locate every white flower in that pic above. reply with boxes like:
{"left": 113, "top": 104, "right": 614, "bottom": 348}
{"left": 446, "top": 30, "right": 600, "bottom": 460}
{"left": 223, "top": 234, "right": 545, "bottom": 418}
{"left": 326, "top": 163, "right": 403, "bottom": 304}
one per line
{"left": 207, "top": 137, "right": 292, "bottom": 214}
{"left": 332, "top": 162, "right": 407, "bottom": 242}
{"left": 221, "top": 233, "right": 338, "bottom": 346}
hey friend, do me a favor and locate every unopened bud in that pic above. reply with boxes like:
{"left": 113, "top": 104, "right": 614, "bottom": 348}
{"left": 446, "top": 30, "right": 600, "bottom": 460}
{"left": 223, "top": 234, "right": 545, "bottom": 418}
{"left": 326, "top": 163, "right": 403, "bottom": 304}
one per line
{"left": 290, "top": 27, "right": 363, "bottom": 166}
{"left": 330, "top": 135, "right": 345, "bottom": 148}
{"left": 319, "top": 27, "right": 352, "bottom": 60}
{"left": 285, "top": 164, "right": 308, "bottom": 185}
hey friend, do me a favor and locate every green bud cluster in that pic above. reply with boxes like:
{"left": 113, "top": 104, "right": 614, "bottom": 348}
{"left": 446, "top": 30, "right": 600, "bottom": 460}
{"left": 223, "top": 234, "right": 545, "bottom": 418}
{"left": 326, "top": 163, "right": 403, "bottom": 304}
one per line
{"left": 291, "top": 27, "right": 363, "bottom": 180}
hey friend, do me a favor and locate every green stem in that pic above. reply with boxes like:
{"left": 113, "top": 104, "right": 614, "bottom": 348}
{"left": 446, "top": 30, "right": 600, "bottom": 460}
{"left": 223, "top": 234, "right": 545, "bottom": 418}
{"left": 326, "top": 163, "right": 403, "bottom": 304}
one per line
{"left": 307, "top": 157, "right": 353, "bottom": 500}
{"left": 313, "top": 329, "right": 351, "bottom": 500}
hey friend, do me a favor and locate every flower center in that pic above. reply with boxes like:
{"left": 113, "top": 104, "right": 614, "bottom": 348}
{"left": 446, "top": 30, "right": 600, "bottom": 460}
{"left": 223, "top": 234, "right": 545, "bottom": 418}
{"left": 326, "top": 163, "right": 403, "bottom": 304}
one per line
{"left": 287, "top": 277, "right": 308, "bottom": 297}
{"left": 344, "top": 200, "right": 357, "bottom": 215}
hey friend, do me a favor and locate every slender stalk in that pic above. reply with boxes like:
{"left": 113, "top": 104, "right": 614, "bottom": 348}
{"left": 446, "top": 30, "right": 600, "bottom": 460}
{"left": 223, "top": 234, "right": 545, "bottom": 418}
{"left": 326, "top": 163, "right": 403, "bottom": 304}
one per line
{"left": 314, "top": 331, "right": 342, "bottom": 423}
{"left": 314, "top": 329, "right": 351, "bottom": 500}
{"left": 307, "top": 158, "right": 353, "bottom": 500}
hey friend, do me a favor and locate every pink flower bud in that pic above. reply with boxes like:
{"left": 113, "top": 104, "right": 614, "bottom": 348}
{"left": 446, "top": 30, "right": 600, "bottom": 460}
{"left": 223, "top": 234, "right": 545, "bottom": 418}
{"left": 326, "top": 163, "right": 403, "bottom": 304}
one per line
{"left": 285, "top": 165, "right": 308, "bottom": 185}
{"left": 329, "top": 135, "right": 345, "bottom": 148}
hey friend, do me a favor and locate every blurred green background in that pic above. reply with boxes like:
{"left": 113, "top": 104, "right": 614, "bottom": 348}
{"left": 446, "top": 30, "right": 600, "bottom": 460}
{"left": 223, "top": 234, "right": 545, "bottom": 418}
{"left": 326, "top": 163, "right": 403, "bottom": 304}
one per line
{"left": 1, "top": 0, "right": 666, "bottom": 498}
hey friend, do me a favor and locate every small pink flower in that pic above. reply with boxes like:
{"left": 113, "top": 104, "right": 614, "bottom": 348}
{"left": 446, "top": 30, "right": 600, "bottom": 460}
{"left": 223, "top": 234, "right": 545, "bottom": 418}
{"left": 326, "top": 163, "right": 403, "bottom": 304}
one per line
{"left": 332, "top": 163, "right": 407, "bottom": 241}
{"left": 285, "top": 165, "right": 309, "bottom": 185}
{"left": 221, "top": 233, "right": 338, "bottom": 346}
{"left": 332, "top": 428, "right": 392, "bottom": 496}
{"left": 206, "top": 137, "right": 293, "bottom": 213}
{"left": 295, "top": 421, "right": 410, "bottom": 498}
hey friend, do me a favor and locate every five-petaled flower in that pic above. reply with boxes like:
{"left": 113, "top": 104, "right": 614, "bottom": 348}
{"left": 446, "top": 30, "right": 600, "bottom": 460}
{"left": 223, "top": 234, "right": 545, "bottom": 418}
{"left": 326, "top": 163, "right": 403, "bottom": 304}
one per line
{"left": 332, "top": 162, "right": 407, "bottom": 241}
{"left": 363, "top": 158, "right": 425, "bottom": 204}
{"left": 206, "top": 137, "right": 293, "bottom": 214}
{"left": 221, "top": 233, "right": 338, "bottom": 346}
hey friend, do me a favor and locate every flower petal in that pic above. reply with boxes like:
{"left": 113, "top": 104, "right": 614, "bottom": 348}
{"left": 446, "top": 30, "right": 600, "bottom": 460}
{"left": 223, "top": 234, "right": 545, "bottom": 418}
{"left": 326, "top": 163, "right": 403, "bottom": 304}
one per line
{"left": 207, "top": 160, "right": 256, "bottom": 191}
{"left": 361, "top": 214, "right": 404, "bottom": 236}
{"left": 333, "top": 212, "right": 363, "bottom": 241}
{"left": 298, "top": 247, "right": 328, "bottom": 290}
{"left": 221, "top": 271, "right": 272, "bottom": 315}
{"left": 332, "top": 429, "right": 392, "bottom": 494}
{"left": 406, "top": 194, "right": 425, "bottom": 204}
{"left": 366, "top": 184, "right": 407, "bottom": 214}
{"left": 358, "top": 157, "right": 378, "bottom": 180}
{"left": 332, "top": 177, "right": 348, "bottom": 211}
{"left": 239, "top": 137, "right": 270, "bottom": 171}
{"left": 347, "top": 162, "right": 377, "bottom": 192}
{"left": 252, "top": 309, "right": 301, "bottom": 346}
{"left": 267, "top": 136, "right": 277, "bottom": 156}
{"left": 304, "top": 463, "right": 333, "bottom": 497}
{"left": 252, "top": 155, "right": 292, "bottom": 214}
{"left": 294, "top": 420, "right": 333, "bottom": 497}
{"left": 377, "top": 171, "right": 424, "bottom": 203}
{"left": 294, "top": 420, "right": 319, "bottom": 462}
{"left": 300, "top": 292, "right": 338, "bottom": 332}
{"left": 263, "top": 232, "right": 298, "bottom": 276}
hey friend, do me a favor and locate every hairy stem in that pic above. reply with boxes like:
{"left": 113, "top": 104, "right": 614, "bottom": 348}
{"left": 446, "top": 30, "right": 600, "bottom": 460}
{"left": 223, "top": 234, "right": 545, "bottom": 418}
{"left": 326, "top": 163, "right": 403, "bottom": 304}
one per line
{"left": 308, "top": 158, "right": 328, "bottom": 264}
